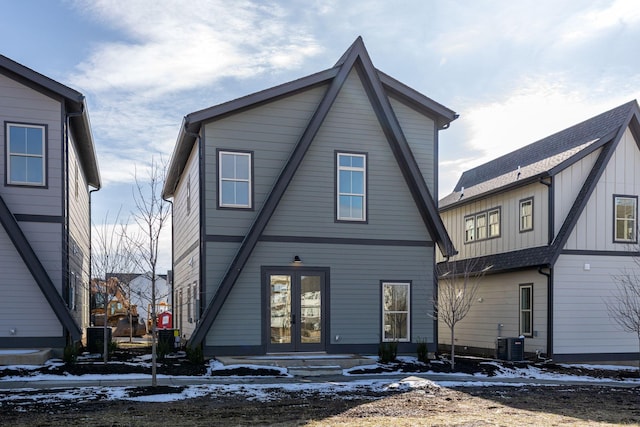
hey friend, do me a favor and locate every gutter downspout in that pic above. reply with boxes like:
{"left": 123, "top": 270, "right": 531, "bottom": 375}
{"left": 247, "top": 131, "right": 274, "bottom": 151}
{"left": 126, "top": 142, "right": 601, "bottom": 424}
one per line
{"left": 537, "top": 267, "right": 552, "bottom": 359}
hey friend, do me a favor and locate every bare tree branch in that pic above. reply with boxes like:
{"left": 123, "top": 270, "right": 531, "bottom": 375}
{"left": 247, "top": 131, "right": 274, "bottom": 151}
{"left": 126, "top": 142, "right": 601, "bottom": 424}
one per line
{"left": 435, "top": 257, "right": 489, "bottom": 370}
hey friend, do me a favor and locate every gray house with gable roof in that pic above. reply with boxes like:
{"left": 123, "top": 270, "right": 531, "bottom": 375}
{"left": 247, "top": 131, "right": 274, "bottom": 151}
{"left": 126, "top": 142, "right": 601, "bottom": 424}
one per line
{"left": 162, "top": 37, "right": 457, "bottom": 356}
{"left": 438, "top": 100, "right": 640, "bottom": 363}
{"left": 0, "top": 55, "right": 100, "bottom": 351}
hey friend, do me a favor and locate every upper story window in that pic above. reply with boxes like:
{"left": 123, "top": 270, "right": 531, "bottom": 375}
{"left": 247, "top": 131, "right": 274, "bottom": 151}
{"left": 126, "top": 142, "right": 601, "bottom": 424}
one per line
{"left": 614, "top": 195, "right": 637, "bottom": 243}
{"left": 218, "top": 150, "right": 252, "bottom": 209}
{"left": 519, "top": 198, "right": 533, "bottom": 232}
{"left": 464, "top": 207, "right": 501, "bottom": 243}
{"left": 337, "top": 152, "right": 366, "bottom": 222}
{"left": 6, "top": 123, "right": 46, "bottom": 186}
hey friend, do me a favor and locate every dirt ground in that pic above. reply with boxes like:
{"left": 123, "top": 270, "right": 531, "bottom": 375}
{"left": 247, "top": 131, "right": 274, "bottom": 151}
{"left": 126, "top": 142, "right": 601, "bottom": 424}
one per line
{"left": 2, "top": 383, "right": 639, "bottom": 426}
{"left": 1, "top": 347, "right": 639, "bottom": 426}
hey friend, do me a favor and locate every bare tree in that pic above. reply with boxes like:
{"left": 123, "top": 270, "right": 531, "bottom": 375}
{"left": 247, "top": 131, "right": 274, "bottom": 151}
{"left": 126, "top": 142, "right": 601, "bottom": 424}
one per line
{"left": 607, "top": 266, "right": 640, "bottom": 372}
{"left": 127, "top": 158, "right": 171, "bottom": 387}
{"left": 435, "top": 257, "right": 489, "bottom": 370}
{"left": 91, "top": 209, "right": 133, "bottom": 363}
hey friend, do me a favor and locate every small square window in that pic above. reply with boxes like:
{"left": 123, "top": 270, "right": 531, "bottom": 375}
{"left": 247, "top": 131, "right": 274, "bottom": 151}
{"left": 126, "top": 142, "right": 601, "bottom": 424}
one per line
{"left": 6, "top": 123, "right": 46, "bottom": 186}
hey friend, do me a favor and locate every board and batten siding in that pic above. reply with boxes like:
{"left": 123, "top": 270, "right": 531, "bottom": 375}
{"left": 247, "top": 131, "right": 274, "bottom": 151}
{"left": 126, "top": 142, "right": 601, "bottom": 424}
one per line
{"left": 438, "top": 182, "right": 548, "bottom": 262}
{"left": 0, "top": 224, "right": 61, "bottom": 337}
{"left": 203, "top": 85, "right": 328, "bottom": 237}
{"left": 554, "top": 254, "right": 638, "bottom": 356}
{"left": 438, "top": 269, "right": 548, "bottom": 355}
{"left": 205, "top": 241, "right": 435, "bottom": 347}
{"left": 564, "top": 128, "right": 640, "bottom": 251}
{"left": 265, "top": 70, "right": 431, "bottom": 241}
{"left": 554, "top": 147, "right": 600, "bottom": 240}
{"left": 172, "top": 141, "right": 201, "bottom": 338}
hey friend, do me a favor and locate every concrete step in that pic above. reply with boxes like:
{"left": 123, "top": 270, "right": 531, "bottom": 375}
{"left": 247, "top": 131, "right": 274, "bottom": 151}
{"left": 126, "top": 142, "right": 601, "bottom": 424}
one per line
{"left": 0, "top": 349, "right": 52, "bottom": 365}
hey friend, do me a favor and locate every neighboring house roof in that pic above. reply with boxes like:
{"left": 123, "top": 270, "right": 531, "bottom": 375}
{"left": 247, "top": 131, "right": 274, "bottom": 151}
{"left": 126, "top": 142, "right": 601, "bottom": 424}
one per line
{"left": 168, "top": 37, "right": 458, "bottom": 347}
{"left": 440, "top": 101, "right": 638, "bottom": 210}
{"left": 0, "top": 55, "right": 101, "bottom": 188}
{"left": 439, "top": 100, "right": 640, "bottom": 275}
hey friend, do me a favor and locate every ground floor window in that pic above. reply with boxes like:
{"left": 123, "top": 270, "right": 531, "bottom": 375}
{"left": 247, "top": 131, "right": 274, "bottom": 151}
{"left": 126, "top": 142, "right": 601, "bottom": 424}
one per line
{"left": 382, "top": 281, "right": 410, "bottom": 342}
{"left": 519, "top": 284, "right": 533, "bottom": 337}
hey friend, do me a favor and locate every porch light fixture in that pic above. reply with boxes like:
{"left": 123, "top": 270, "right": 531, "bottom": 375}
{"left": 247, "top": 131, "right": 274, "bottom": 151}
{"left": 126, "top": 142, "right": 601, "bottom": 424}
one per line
{"left": 293, "top": 255, "right": 302, "bottom": 265}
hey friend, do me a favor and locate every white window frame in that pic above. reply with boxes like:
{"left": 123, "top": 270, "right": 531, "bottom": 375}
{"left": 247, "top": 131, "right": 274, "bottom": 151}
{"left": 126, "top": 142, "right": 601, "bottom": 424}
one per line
{"left": 382, "top": 281, "right": 410, "bottom": 342}
{"left": 519, "top": 284, "right": 533, "bottom": 337}
{"left": 218, "top": 150, "right": 252, "bottom": 208}
{"left": 6, "top": 123, "right": 46, "bottom": 186}
{"left": 519, "top": 198, "right": 533, "bottom": 232}
{"left": 336, "top": 152, "right": 367, "bottom": 221}
{"left": 464, "top": 216, "right": 475, "bottom": 242}
{"left": 614, "top": 195, "right": 637, "bottom": 243}
{"left": 488, "top": 208, "right": 500, "bottom": 237}
{"left": 465, "top": 207, "right": 500, "bottom": 243}
{"left": 475, "top": 212, "right": 487, "bottom": 240}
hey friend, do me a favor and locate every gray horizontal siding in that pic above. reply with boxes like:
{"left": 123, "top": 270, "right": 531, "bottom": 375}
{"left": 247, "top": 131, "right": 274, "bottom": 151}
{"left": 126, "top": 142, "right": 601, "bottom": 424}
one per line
{"left": 205, "top": 241, "right": 434, "bottom": 347}
{"left": 0, "top": 224, "right": 62, "bottom": 337}
{"left": 265, "top": 70, "right": 431, "bottom": 241}
{"left": 203, "top": 85, "right": 328, "bottom": 236}
{"left": 0, "top": 73, "right": 63, "bottom": 216}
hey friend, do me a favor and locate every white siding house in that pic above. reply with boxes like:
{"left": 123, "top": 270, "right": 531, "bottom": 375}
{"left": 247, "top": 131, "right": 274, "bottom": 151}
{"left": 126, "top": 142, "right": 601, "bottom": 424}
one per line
{"left": 439, "top": 101, "right": 640, "bottom": 363}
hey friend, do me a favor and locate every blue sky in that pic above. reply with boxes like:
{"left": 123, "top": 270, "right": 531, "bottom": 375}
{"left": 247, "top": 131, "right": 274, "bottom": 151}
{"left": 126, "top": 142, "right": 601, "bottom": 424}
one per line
{"left": 2, "top": 0, "right": 640, "bottom": 272}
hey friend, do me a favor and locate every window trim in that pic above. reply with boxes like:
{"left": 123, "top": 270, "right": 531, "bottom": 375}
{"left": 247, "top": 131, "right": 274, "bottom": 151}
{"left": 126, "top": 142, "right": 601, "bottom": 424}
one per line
{"left": 335, "top": 151, "right": 368, "bottom": 223}
{"left": 519, "top": 197, "right": 534, "bottom": 233}
{"left": 217, "top": 149, "right": 253, "bottom": 209}
{"left": 381, "top": 281, "right": 411, "bottom": 342}
{"left": 613, "top": 194, "right": 637, "bottom": 243}
{"left": 5, "top": 122, "right": 48, "bottom": 187}
{"left": 519, "top": 284, "right": 533, "bottom": 337}
{"left": 464, "top": 207, "right": 501, "bottom": 243}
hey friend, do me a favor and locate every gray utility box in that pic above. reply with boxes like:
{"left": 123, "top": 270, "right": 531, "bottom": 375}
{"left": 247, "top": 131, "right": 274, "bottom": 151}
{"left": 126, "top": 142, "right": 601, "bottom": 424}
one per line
{"left": 496, "top": 337, "right": 524, "bottom": 361}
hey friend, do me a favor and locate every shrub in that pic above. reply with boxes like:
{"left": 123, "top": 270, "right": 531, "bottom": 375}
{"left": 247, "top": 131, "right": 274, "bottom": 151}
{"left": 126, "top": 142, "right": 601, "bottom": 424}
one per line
{"left": 186, "top": 345, "right": 204, "bottom": 364}
{"left": 378, "top": 341, "right": 398, "bottom": 364}
{"left": 63, "top": 344, "right": 78, "bottom": 364}
{"left": 416, "top": 338, "right": 429, "bottom": 363}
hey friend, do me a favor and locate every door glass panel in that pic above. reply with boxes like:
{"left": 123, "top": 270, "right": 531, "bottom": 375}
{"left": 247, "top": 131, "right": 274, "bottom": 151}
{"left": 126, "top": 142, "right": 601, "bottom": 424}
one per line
{"left": 300, "top": 275, "right": 321, "bottom": 344}
{"left": 270, "top": 275, "right": 291, "bottom": 344}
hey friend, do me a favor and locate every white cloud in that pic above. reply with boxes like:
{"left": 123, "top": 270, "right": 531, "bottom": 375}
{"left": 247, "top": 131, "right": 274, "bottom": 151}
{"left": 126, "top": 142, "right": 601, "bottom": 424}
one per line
{"left": 560, "top": 0, "right": 640, "bottom": 45}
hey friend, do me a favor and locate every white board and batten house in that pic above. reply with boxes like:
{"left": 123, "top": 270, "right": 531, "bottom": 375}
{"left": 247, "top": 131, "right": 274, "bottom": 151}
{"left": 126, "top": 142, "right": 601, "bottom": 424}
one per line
{"left": 0, "top": 55, "right": 100, "bottom": 351}
{"left": 162, "top": 37, "right": 457, "bottom": 356}
{"left": 438, "top": 100, "right": 640, "bottom": 363}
